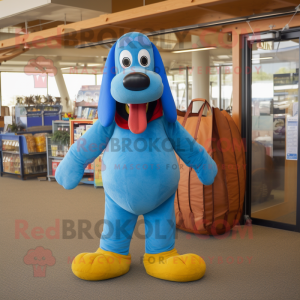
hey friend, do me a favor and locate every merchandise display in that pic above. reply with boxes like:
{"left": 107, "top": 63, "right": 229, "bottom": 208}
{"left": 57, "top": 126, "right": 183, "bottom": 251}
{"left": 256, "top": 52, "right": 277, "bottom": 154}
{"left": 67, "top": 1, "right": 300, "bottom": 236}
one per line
{"left": 55, "top": 33, "right": 218, "bottom": 282}
{"left": 69, "top": 120, "right": 94, "bottom": 184}
{"left": 34, "top": 133, "right": 47, "bottom": 152}
{"left": 93, "top": 118, "right": 103, "bottom": 188}
{"left": 46, "top": 120, "right": 71, "bottom": 181}
{"left": 23, "top": 134, "right": 36, "bottom": 153}
{"left": 82, "top": 107, "right": 97, "bottom": 120}
{"left": 14, "top": 104, "right": 62, "bottom": 128}
{"left": 50, "top": 144, "right": 58, "bottom": 157}
{"left": 51, "top": 160, "right": 60, "bottom": 176}
{"left": 0, "top": 134, "right": 47, "bottom": 179}
{"left": 2, "top": 153, "right": 20, "bottom": 174}
{"left": 23, "top": 155, "right": 47, "bottom": 174}
{"left": 52, "top": 120, "right": 70, "bottom": 133}
{"left": 94, "top": 154, "right": 104, "bottom": 187}
{"left": 2, "top": 140, "right": 19, "bottom": 152}
{"left": 74, "top": 126, "right": 86, "bottom": 142}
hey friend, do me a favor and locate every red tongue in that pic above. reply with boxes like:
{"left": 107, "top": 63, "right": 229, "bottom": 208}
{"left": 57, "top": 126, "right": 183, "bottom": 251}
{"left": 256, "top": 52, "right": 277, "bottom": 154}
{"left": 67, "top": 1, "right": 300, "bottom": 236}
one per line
{"left": 128, "top": 103, "right": 147, "bottom": 134}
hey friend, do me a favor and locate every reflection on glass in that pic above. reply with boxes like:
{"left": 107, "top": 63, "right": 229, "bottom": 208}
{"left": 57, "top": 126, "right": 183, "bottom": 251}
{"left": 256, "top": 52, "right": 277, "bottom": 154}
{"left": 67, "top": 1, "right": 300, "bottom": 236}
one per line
{"left": 208, "top": 65, "right": 233, "bottom": 110}
{"left": 151, "top": 31, "right": 232, "bottom": 111}
{"left": 167, "top": 69, "right": 188, "bottom": 111}
{"left": 209, "top": 66, "right": 219, "bottom": 107}
{"left": 251, "top": 39, "right": 298, "bottom": 225}
{"left": 221, "top": 66, "right": 233, "bottom": 110}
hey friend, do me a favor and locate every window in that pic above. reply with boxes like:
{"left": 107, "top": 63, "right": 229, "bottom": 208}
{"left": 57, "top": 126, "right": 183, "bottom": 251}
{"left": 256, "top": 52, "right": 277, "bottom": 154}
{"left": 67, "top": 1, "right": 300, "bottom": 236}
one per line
{"left": 63, "top": 74, "right": 96, "bottom": 101}
{"left": 153, "top": 31, "right": 232, "bottom": 111}
{"left": 1, "top": 72, "right": 47, "bottom": 106}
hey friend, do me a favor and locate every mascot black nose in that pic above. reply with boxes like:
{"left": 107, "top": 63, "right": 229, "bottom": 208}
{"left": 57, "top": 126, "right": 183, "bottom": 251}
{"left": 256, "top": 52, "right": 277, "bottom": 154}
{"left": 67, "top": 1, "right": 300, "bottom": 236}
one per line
{"left": 123, "top": 72, "right": 150, "bottom": 91}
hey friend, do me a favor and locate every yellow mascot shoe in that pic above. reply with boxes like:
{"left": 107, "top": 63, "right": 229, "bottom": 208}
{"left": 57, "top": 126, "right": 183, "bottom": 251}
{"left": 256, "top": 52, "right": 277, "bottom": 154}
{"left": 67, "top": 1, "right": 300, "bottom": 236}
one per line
{"left": 72, "top": 248, "right": 131, "bottom": 281}
{"left": 143, "top": 248, "right": 206, "bottom": 282}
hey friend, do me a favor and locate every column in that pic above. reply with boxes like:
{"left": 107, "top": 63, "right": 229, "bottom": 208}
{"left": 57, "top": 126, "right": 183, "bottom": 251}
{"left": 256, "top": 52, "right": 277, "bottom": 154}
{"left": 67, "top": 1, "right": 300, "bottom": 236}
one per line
{"left": 53, "top": 62, "right": 70, "bottom": 112}
{"left": 191, "top": 35, "right": 210, "bottom": 113}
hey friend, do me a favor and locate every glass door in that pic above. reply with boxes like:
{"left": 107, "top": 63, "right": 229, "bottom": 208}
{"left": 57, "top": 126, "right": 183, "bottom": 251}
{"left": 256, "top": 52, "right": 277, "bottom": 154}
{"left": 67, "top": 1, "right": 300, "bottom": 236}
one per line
{"left": 243, "top": 31, "right": 300, "bottom": 231}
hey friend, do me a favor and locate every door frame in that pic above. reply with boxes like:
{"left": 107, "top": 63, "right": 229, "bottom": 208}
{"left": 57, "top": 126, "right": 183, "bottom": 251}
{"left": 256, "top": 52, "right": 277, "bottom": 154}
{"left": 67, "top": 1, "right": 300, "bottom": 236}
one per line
{"left": 242, "top": 28, "right": 300, "bottom": 232}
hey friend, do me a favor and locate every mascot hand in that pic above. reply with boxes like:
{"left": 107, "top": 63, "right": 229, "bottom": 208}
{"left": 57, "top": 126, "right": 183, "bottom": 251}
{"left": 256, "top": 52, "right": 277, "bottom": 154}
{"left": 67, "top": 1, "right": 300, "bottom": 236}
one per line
{"left": 163, "top": 118, "right": 218, "bottom": 186}
{"left": 55, "top": 152, "right": 85, "bottom": 190}
{"left": 194, "top": 150, "right": 218, "bottom": 186}
{"left": 55, "top": 120, "right": 115, "bottom": 190}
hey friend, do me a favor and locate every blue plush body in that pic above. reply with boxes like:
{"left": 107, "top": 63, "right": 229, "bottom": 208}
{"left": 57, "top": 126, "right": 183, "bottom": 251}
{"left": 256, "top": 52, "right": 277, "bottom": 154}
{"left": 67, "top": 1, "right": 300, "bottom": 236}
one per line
{"left": 55, "top": 32, "right": 217, "bottom": 255}
{"left": 103, "top": 118, "right": 179, "bottom": 215}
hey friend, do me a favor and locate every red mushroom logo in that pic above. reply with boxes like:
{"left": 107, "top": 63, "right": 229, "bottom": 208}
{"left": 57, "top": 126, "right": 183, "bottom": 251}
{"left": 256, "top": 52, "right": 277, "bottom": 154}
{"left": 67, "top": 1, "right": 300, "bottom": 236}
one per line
{"left": 24, "top": 246, "right": 56, "bottom": 277}
{"left": 24, "top": 56, "right": 57, "bottom": 88}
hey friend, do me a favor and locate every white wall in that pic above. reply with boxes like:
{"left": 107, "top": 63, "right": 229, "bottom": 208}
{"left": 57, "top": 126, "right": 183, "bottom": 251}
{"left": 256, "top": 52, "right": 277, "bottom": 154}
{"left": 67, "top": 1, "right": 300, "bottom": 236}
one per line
{"left": 52, "top": 0, "right": 112, "bottom": 13}
{"left": 0, "top": 0, "right": 111, "bottom": 20}
{"left": 0, "top": 0, "right": 49, "bottom": 20}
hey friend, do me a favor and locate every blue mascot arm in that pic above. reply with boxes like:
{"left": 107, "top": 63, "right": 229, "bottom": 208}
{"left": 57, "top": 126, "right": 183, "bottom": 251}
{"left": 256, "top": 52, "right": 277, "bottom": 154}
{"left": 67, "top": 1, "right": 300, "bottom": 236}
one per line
{"left": 163, "top": 117, "right": 218, "bottom": 185}
{"left": 55, "top": 120, "right": 115, "bottom": 189}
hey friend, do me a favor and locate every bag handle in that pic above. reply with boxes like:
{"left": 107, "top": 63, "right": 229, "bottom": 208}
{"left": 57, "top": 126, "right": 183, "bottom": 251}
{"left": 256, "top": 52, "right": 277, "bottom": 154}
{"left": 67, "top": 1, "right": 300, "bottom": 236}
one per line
{"left": 182, "top": 98, "right": 211, "bottom": 139}
{"left": 182, "top": 98, "right": 211, "bottom": 126}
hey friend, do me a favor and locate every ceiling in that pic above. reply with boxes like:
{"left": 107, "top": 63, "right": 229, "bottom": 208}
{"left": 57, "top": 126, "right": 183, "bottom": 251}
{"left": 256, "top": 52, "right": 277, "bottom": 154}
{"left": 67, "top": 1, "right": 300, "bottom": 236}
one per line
{"left": 0, "top": 0, "right": 299, "bottom": 72}
{"left": 0, "top": 0, "right": 112, "bottom": 29}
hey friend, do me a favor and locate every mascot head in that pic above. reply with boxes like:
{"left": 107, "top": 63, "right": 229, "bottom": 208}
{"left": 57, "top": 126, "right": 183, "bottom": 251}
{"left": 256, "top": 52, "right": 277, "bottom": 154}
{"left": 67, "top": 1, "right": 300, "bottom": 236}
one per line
{"left": 98, "top": 32, "right": 177, "bottom": 134}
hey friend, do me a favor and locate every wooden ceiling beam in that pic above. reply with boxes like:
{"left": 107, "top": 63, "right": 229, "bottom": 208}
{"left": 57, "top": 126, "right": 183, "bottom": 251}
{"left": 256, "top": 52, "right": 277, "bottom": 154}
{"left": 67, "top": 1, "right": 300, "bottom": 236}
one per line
{"left": 0, "top": 0, "right": 225, "bottom": 51}
{"left": 203, "top": 0, "right": 298, "bottom": 16}
{"left": 0, "top": 0, "right": 298, "bottom": 58}
{"left": 221, "top": 14, "right": 300, "bottom": 33}
{"left": 0, "top": 48, "right": 29, "bottom": 63}
{"left": 274, "top": 0, "right": 300, "bottom": 6}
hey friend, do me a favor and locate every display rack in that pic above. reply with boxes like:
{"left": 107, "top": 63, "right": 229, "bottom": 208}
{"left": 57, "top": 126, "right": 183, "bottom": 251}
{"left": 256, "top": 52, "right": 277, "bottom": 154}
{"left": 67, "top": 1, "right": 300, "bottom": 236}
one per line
{"left": 70, "top": 119, "right": 94, "bottom": 185}
{"left": 46, "top": 136, "right": 68, "bottom": 181}
{"left": 52, "top": 120, "right": 70, "bottom": 133}
{"left": 15, "top": 104, "right": 62, "bottom": 128}
{"left": 0, "top": 134, "right": 47, "bottom": 180}
{"left": 93, "top": 118, "right": 103, "bottom": 188}
{"left": 74, "top": 101, "right": 98, "bottom": 119}
{"left": 46, "top": 120, "right": 70, "bottom": 181}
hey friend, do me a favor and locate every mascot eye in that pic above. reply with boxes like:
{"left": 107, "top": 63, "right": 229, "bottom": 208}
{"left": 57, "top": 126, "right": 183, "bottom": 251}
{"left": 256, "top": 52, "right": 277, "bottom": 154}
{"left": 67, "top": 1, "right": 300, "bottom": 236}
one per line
{"left": 120, "top": 50, "right": 132, "bottom": 68}
{"left": 138, "top": 49, "right": 150, "bottom": 67}
{"left": 140, "top": 56, "right": 148, "bottom": 66}
{"left": 122, "top": 57, "right": 131, "bottom": 67}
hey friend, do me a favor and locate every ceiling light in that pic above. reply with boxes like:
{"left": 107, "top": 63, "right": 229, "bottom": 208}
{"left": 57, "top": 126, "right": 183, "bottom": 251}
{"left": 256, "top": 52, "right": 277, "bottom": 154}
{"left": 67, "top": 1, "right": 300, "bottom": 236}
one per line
{"left": 252, "top": 56, "right": 273, "bottom": 61}
{"left": 61, "top": 67, "right": 73, "bottom": 70}
{"left": 87, "top": 63, "right": 102, "bottom": 67}
{"left": 217, "top": 55, "right": 230, "bottom": 59}
{"left": 172, "top": 47, "right": 216, "bottom": 53}
{"left": 59, "top": 62, "right": 76, "bottom": 66}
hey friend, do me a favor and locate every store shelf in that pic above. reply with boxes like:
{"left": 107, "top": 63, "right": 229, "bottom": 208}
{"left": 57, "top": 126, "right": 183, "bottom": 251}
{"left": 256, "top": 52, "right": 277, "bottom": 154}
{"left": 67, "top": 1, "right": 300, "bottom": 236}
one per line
{"left": 23, "top": 152, "right": 46, "bottom": 155}
{"left": 1, "top": 134, "right": 47, "bottom": 180}
{"left": 49, "top": 156, "right": 64, "bottom": 159}
{"left": 80, "top": 178, "right": 94, "bottom": 184}
{"left": 1, "top": 171, "right": 47, "bottom": 178}
{"left": 75, "top": 101, "right": 98, "bottom": 107}
{"left": 2, "top": 171, "right": 20, "bottom": 175}
{"left": 52, "top": 120, "right": 70, "bottom": 133}
{"left": 2, "top": 151, "right": 19, "bottom": 154}
{"left": 24, "top": 171, "right": 47, "bottom": 175}
{"left": 84, "top": 169, "right": 94, "bottom": 173}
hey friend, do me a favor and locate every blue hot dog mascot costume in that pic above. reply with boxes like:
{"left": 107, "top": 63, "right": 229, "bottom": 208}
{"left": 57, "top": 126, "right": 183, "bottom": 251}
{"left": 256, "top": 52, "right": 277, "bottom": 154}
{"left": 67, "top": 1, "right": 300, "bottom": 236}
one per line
{"left": 55, "top": 32, "right": 218, "bottom": 282}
